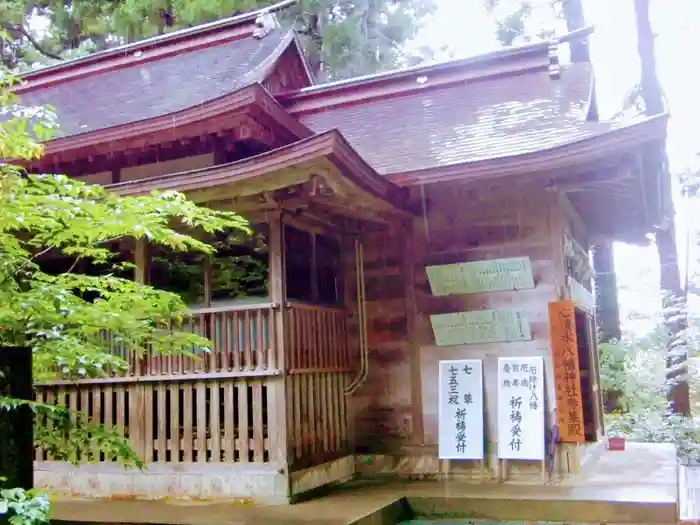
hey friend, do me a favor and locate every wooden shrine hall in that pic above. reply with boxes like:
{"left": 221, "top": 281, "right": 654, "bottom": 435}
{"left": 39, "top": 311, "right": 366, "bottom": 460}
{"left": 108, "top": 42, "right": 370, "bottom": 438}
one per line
{"left": 16, "top": 1, "right": 670, "bottom": 506}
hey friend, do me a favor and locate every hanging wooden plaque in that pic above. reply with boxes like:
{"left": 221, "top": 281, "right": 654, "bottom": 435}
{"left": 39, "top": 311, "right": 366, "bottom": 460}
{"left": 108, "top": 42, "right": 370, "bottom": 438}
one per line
{"left": 548, "top": 300, "right": 585, "bottom": 444}
{"left": 426, "top": 257, "right": 535, "bottom": 296}
{"left": 430, "top": 309, "right": 532, "bottom": 346}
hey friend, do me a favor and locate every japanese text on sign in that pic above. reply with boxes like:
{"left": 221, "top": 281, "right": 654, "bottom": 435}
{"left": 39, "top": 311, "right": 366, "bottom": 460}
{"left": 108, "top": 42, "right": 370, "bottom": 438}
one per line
{"left": 548, "top": 300, "right": 585, "bottom": 443}
{"left": 430, "top": 309, "right": 532, "bottom": 346}
{"left": 497, "top": 357, "right": 545, "bottom": 460}
{"left": 426, "top": 257, "right": 535, "bottom": 296}
{"left": 438, "top": 359, "right": 484, "bottom": 459}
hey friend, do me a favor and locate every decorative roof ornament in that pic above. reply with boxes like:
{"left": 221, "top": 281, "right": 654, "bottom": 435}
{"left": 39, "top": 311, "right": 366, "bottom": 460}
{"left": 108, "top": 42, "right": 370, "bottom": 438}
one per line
{"left": 548, "top": 42, "right": 560, "bottom": 80}
{"left": 253, "top": 11, "right": 280, "bottom": 39}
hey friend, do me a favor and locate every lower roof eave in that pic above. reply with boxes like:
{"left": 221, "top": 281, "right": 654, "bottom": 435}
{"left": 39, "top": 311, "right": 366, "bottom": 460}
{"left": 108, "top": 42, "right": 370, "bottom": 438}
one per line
{"left": 37, "top": 83, "right": 312, "bottom": 163}
{"left": 107, "top": 130, "right": 410, "bottom": 216}
{"left": 387, "top": 114, "right": 669, "bottom": 187}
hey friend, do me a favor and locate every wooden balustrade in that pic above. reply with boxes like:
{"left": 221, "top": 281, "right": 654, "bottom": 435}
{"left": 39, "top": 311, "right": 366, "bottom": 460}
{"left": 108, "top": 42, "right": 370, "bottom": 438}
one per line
{"left": 287, "top": 371, "right": 350, "bottom": 470}
{"left": 284, "top": 302, "right": 351, "bottom": 470}
{"left": 35, "top": 376, "right": 279, "bottom": 464}
{"left": 35, "top": 302, "right": 353, "bottom": 471}
{"left": 145, "top": 303, "right": 278, "bottom": 376}
{"left": 285, "top": 302, "right": 351, "bottom": 373}
{"left": 97, "top": 303, "right": 279, "bottom": 379}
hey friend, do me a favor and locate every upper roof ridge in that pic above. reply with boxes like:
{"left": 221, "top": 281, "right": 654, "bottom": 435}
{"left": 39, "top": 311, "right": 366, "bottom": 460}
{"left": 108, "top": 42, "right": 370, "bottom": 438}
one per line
{"left": 282, "top": 25, "right": 594, "bottom": 102}
{"left": 19, "top": 0, "right": 297, "bottom": 82}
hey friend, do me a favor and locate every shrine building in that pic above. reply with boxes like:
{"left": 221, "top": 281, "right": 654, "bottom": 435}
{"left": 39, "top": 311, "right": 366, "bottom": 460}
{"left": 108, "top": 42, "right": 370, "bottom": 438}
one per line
{"left": 16, "top": 0, "right": 670, "bottom": 507}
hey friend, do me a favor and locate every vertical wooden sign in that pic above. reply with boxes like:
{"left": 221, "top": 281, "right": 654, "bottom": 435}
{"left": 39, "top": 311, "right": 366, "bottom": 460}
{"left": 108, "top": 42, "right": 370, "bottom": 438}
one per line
{"left": 548, "top": 300, "right": 585, "bottom": 443}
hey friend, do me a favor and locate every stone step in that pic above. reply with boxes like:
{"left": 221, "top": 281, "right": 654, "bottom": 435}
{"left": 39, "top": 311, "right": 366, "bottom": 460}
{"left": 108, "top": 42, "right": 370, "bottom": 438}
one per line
{"left": 401, "top": 493, "right": 676, "bottom": 525}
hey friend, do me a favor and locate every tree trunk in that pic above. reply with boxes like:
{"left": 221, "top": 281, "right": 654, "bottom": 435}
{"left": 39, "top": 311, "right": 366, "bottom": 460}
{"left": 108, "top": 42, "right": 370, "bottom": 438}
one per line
{"left": 303, "top": 11, "right": 324, "bottom": 78}
{"left": 592, "top": 242, "right": 624, "bottom": 413}
{"left": 562, "top": 0, "right": 589, "bottom": 62}
{"left": 633, "top": 0, "right": 690, "bottom": 415}
{"left": 657, "top": 220, "right": 690, "bottom": 415}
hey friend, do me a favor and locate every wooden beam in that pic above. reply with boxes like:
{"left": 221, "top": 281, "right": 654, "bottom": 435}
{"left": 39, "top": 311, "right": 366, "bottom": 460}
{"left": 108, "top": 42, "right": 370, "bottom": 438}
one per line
{"left": 556, "top": 190, "right": 587, "bottom": 241}
{"left": 548, "top": 162, "right": 634, "bottom": 192}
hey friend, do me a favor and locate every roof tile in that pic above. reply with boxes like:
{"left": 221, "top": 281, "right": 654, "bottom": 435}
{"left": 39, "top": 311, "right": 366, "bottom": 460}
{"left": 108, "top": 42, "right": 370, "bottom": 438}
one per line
{"left": 297, "top": 63, "right": 600, "bottom": 175}
{"left": 17, "top": 30, "right": 292, "bottom": 138}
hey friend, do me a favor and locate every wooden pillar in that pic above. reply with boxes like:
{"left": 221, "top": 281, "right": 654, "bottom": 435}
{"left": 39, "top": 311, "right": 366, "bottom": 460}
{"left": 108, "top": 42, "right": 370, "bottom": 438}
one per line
{"left": 310, "top": 233, "right": 319, "bottom": 302}
{"left": 266, "top": 212, "right": 290, "bottom": 478}
{"left": 203, "top": 256, "right": 213, "bottom": 308}
{"left": 403, "top": 219, "right": 425, "bottom": 445}
{"left": 131, "top": 237, "right": 149, "bottom": 456}
{"left": 268, "top": 212, "right": 286, "bottom": 309}
{"left": 133, "top": 238, "right": 149, "bottom": 285}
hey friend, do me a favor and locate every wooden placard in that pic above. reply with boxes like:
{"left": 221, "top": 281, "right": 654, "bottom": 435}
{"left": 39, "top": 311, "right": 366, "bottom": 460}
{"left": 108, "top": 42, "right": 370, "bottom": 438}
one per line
{"left": 430, "top": 309, "right": 531, "bottom": 346}
{"left": 438, "top": 359, "right": 484, "bottom": 459}
{"left": 548, "top": 300, "right": 585, "bottom": 443}
{"left": 497, "top": 356, "right": 545, "bottom": 460}
{"left": 567, "top": 276, "right": 595, "bottom": 313}
{"left": 426, "top": 257, "right": 535, "bottom": 296}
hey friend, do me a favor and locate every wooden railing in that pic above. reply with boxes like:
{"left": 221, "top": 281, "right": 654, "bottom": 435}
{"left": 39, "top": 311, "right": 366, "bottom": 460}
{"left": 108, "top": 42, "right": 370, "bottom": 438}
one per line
{"left": 285, "top": 302, "right": 351, "bottom": 373}
{"left": 287, "top": 372, "right": 349, "bottom": 470}
{"left": 35, "top": 302, "right": 353, "bottom": 470}
{"left": 284, "top": 302, "right": 352, "bottom": 470}
{"left": 103, "top": 303, "right": 279, "bottom": 378}
{"left": 35, "top": 376, "right": 278, "bottom": 464}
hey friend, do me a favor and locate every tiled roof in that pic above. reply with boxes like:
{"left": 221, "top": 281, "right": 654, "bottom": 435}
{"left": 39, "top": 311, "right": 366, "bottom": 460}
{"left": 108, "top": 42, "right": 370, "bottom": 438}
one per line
{"left": 297, "top": 63, "right": 600, "bottom": 176}
{"left": 17, "top": 29, "right": 293, "bottom": 138}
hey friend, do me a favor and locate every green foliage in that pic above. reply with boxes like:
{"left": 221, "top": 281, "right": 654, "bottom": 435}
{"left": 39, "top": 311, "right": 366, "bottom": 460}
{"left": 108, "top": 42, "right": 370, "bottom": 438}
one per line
{"left": 1, "top": 0, "right": 436, "bottom": 80}
{"left": 599, "top": 317, "right": 700, "bottom": 459}
{"left": 598, "top": 341, "right": 627, "bottom": 395}
{"left": 0, "top": 397, "right": 143, "bottom": 468}
{"left": 0, "top": 66, "right": 247, "bottom": 521}
{"left": 0, "top": 483, "right": 50, "bottom": 525}
{"left": 484, "top": 0, "right": 559, "bottom": 47}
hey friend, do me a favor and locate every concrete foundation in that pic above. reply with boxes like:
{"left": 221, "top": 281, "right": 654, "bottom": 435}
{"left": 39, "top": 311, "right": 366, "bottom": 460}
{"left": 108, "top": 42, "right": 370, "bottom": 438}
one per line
{"left": 50, "top": 443, "right": 679, "bottom": 525}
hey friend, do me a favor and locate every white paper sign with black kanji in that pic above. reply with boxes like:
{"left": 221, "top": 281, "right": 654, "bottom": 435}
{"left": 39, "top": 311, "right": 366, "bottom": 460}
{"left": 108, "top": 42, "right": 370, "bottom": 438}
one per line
{"left": 438, "top": 359, "right": 484, "bottom": 460}
{"left": 497, "top": 356, "right": 545, "bottom": 460}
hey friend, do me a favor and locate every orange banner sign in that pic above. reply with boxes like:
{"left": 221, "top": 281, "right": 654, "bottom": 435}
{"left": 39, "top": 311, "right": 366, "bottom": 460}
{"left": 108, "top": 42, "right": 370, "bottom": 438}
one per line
{"left": 548, "top": 300, "right": 585, "bottom": 443}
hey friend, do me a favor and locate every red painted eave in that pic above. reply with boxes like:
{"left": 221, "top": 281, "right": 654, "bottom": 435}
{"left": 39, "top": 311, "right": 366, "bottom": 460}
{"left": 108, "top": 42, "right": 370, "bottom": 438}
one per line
{"left": 39, "top": 83, "right": 311, "bottom": 160}
{"left": 388, "top": 114, "right": 669, "bottom": 187}
{"left": 41, "top": 86, "right": 257, "bottom": 157}
{"left": 108, "top": 130, "right": 408, "bottom": 210}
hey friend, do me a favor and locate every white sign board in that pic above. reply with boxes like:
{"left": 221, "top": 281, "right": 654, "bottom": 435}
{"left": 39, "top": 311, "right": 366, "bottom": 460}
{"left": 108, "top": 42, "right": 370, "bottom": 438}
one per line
{"left": 497, "top": 356, "right": 545, "bottom": 460}
{"left": 438, "top": 359, "right": 484, "bottom": 460}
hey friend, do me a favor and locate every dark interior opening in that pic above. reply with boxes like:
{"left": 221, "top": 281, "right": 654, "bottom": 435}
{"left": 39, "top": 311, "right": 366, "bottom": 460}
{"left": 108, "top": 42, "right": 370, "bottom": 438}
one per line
{"left": 575, "top": 309, "right": 597, "bottom": 442}
{"left": 150, "top": 224, "right": 269, "bottom": 306}
{"left": 284, "top": 224, "right": 343, "bottom": 306}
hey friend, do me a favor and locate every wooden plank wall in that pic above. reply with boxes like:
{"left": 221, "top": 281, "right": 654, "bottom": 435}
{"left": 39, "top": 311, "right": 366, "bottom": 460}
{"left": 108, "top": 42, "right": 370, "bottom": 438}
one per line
{"left": 353, "top": 180, "right": 574, "bottom": 479}
{"left": 343, "top": 228, "right": 417, "bottom": 454}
